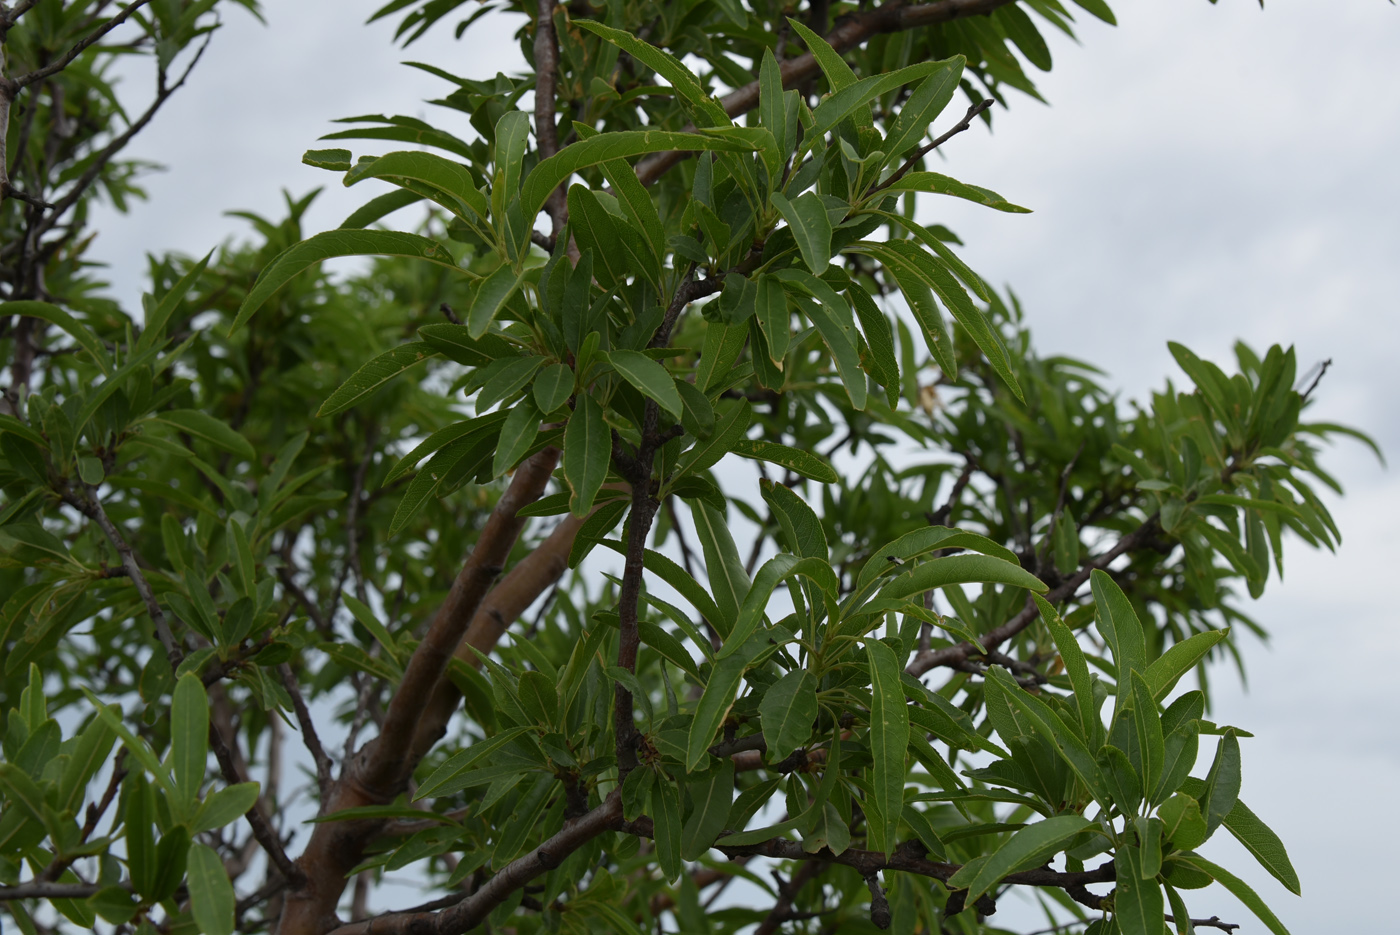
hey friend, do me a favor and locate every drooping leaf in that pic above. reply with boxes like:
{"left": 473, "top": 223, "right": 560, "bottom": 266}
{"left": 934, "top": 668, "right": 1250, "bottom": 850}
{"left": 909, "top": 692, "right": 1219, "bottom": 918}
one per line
{"left": 771, "top": 191, "right": 833, "bottom": 276}
{"left": 317, "top": 342, "right": 439, "bottom": 417}
{"left": 867, "top": 638, "right": 909, "bottom": 856}
{"left": 564, "top": 394, "right": 609, "bottom": 516}
{"left": 760, "top": 669, "right": 817, "bottom": 764}
{"left": 606, "top": 350, "right": 683, "bottom": 419}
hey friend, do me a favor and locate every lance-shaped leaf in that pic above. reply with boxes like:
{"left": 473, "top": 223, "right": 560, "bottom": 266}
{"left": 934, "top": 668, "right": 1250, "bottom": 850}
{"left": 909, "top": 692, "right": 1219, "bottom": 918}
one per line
{"left": 693, "top": 502, "right": 750, "bottom": 636}
{"left": 857, "top": 526, "right": 1019, "bottom": 592}
{"left": 492, "top": 397, "right": 542, "bottom": 478}
{"left": 1091, "top": 569, "right": 1147, "bottom": 681}
{"left": 1143, "top": 628, "right": 1229, "bottom": 702}
{"left": 687, "top": 653, "right": 748, "bottom": 771}
{"left": 1219, "top": 799, "right": 1300, "bottom": 896}
{"left": 984, "top": 668, "right": 1111, "bottom": 809}
{"left": 1175, "top": 855, "right": 1292, "bottom": 935}
{"left": 468, "top": 265, "right": 523, "bottom": 338}
{"left": 606, "top": 350, "right": 683, "bottom": 419}
{"left": 963, "top": 815, "right": 1093, "bottom": 906}
{"left": 1114, "top": 845, "right": 1165, "bottom": 935}
{"left": 882, "top": 58, "right": 964, "bottom": 158}
{"left": 720, "top": 555, "right": 837, "bottom": 658}
{"left": 779, "top": 275, "right": 867, "bottom": 410}
{"left": 811, "top": 60, "right": 955, "bottom": 139}
{"left": 681, "top": 761, "right": 734, "bottom": 860}
{"left": 152, "top": 409, "right": 257, "bottom": 462}
{"left": 871, "top": 171, "right": 1031, "bottom": 213}
{"left": 415, "top": 727, "right": 534, "bottom": 799}
{"left": 675, "top": 399, "right": 752, "bottom": 478}
{"left": 728, "top": 439, "right": 838, "bottom": 483}
{"left": 187, "top": 842, "right": 236, "bottom": 935}
{"left": 1130, "top": 671, "right": 1165, "bottom": 796}
{"left": 233, "top": 230, "right": 458, "bottom": 332}
{"left": 849, "top": 242, "right": 958, "bottom": 377}
{"left": 867, "top": 638, "right": 909, "bottom": 856}
{"left": 4, "top": 301, "right": 111, "bottom": 374}
{"left": 564, "top": 394, "right": 608, "bottom": 516}
{"left": 755, "top": 274, "right": 790, "bottom": 364}
{"left": 761, "top": 669, "right": 817, "bottom": 763}
{"left": 575, "top": 22, "right": 730, "bottom": 126}
{"left": 523, "top": 129, "right": 764, "bottom": 220}
{"left": 597, "top": 540, "right": 725, "bottom": 632}
{"left": 1201, "top": 729, "right": 1241, "bottom": 838}
{"left": 1035, "top": 595, "right": 1100, "bottom": 746}
{"left": 317, "top": 342, "right": 440, "bottom": 417}
{"left": 343, "top": 149, "right": 489, "bottom": 218}
{"left": 875, "top": 553, "right": 1046, "bottom": 602}
{"left": 761, "top": 478, "right": 828, "bottom": 560}
{"left": 771, "top": 191, "right": 833, "bottom": 276}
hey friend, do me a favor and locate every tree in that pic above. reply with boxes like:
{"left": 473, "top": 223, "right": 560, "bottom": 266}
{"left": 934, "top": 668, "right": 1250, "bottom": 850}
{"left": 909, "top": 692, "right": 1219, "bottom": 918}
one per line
{"left": 0, "top": 1, "right": 1385, "bottom": 934}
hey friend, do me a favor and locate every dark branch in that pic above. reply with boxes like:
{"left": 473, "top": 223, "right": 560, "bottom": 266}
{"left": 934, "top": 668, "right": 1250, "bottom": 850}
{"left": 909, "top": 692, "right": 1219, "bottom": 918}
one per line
{"left": 871, "top": 98, "right": 995, "bottom": 196}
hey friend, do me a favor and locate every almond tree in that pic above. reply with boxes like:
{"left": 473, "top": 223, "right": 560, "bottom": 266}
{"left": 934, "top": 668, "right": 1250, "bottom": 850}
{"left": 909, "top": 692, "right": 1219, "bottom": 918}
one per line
{"left": 0, "top": 1, "right": 1384, "bottom": 934}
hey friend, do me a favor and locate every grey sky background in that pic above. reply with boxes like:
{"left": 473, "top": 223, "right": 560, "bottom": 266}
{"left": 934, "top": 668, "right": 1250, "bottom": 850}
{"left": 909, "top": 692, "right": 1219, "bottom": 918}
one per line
{"left": 87, "top": 0, "right": 1399, "bottom": 931}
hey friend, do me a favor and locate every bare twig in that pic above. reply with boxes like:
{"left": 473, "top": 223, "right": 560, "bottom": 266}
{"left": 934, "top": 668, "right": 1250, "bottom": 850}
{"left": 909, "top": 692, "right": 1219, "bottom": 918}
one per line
{"left": 870, "top": 98, "right": 995, "bottom": 196}
{"left": 278, "top": 663, "right": 334, "bottom": 802}
{"left": 11, "top": 0, "right": 155, "bottom": 89}
{"left": 533, "top": 0, "right": 567, "bottom": 236}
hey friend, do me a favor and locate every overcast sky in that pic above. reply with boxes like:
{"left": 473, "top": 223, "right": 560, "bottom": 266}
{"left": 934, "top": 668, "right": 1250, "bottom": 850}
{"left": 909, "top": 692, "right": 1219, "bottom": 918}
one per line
{"left": 88, "top": 1, "right": 1400, "bottom": 931}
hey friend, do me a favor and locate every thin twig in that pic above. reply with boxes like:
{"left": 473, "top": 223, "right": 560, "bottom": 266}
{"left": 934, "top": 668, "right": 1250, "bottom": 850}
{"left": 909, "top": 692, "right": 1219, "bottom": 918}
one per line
{"left": 870, "top": 98, "right": 994, "bottom": 196}
{"left": 278, "top": 663, "right": 333, "bottom": 802}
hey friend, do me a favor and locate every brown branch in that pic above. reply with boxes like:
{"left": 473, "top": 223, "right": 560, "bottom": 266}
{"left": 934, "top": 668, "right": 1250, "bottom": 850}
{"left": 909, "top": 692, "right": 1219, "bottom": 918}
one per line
{"left": 322, "top": 790, "right": 624, "bottom": 935}
{"left": 278, "top": 663, "right": 334, "bottom": 803}
{"left": 279, "top": 448, "right": 560, "bottom": 935}
{"left": 756, "top": 861, "right": 826, "bottom": 935}
{"left": 907, "top": 512, "right": 1161, "bottom": 677}
{"left": 927, "top": 457, "right": 975, "bottom": 527}
{"left": 207, "top": 706, "right": 306, "bottom": 888}
{"left": 633, "top": 0, "right": 1018, "bottom": 186}
{"left": 409, "top": 508, "right": 589, "bottom": 760}
{"left": 67, "top": 487, "right": 183, "bottom": 671}
{"left": 0, "top": 882, "right": 109, "bottom": 900}
{"left": 11, "top": 0, "right": 154, "bottom": 89}
{"left": 533, "top": 0, "right": 567, "bottom": 237}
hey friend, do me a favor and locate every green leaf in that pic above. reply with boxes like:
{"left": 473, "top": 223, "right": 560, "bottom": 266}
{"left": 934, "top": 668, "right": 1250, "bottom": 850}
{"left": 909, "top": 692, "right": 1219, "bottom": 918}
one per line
{"left": 232, "top": 230, "right": 457, "bottom": 332}
{"left": 722, "top": 555, "right": 836, "bottom": 656}
{"left": 415, "top": 727, "right": 534, "bottom": 799}
{"left": 492, "top": 397, "right": 542, "bottom": 478}
{"left": 1071, "top": 0, "right": 1117, "bottom": 25}
{"left": 187, "top": 842, "right": 236, "bottom": 935}
{"left": 606, "top": 350, "right": 683, "bottom": 419}
{"left": 875, "top": 553, "right": 1046, "bottom": 602}
{"left": 1143, "top": 629, "right": 1228, "bottom": 702}
{"left": 728, "top": 439, "right": 838, "bottom": 483}
{"left": 761, "top": 478, "right": 828, "bottom": 561}
{"left": 882, "top": 60, "right": 964, "bottom": 159}
{"left": 317, "top": 342, "right": 439, "bottom": 417}
{"left": 964, "top": 815, "right": 1092, "bottom": 905}
{"left": 418, "top": 323, "right": 515, "bottom": 366}
{"left": 755, "top": 274, "right": 790, "bottom": 365}
{"left": 1201, "top": 730, "right": 1241, "bottom": 838}
{"left": 339, "top": 189, "right": 425, "bottom": 229}
{"left": 152, "top": 409, "right": 256, "bottom": 462}
{"left": 687, "top": 653, "right": 748, "bottom": 771}
{"left": 984, "top": 668, "right": 1111, "bottom": 809}
{"left": 524, "top": 130, "right": 763, "bottom": 221}
{"left": 342, "top": 592, "right": 404, "bottom": 664}
{"left": 867, "top": 638, "right": 909, "bottom": 857}
{"left": 848, "top": 284, "right": 900, "bottom": 400}
{"left": 596, "top": 541, "right": 724, "bottom": 632}
{"left": 343, "top": 149, "right": 489, "bottom": 218}
{"left": 812, "top": 60, "right": 956, "bottom": 139}
{"left": 468, "top": 265, "right": 523, "bottom": 338}
{"left": 1090, "top": 569, "right": 1146, "bottom": 680}
{"left": 871, "top": 171, "right": 1031, "bottom": 213}
{"left": 864, "top": 245, "right": 956, "bottom": 376}
{"left": 1035, "top": 595, "right": 1099, "bottom": 745}
{"left": 573, "top": 22, "right": 730, "bottom": 126}
{"left": 564, "top": 394, "right": 609, "bottom": 516}
{"left": 3, "top": 301, "right": 111, "bottom": 374}
{"left": 681, "top": 760, "right": 734, "bottom": 860}
{"left": 692, "top": 502, "right": 750, "bottom": 637}
{"left": 760, "top": 670, "right": 817, "bottom": 763}
{"left": 771, "top": 191, "right": 833, "bottom": 276}
{"left": 675, "top": 399, "right": 752, "bottom": 478}
{"left": 171, "top": 673, "right": 209, "bottom": 815}
{"left": 652, "top": 774, "right": 684, "bottom": 881}
{"left": 1176, "top": 855, "right": 1291, "bottom": 935}
{"left": 788, "top": 18, "right": 859, "bottom": 93}
{"left": 534, "top": 362, "right": 575, "bottom": 413}
{"left": 857, "top": 526, "right": 1018, "bottom": 592}
{"left": 1221, "top": 799, "right": 1300, "bottom": 895}
{"left": 781, "top": 281, "right": 867, "bottom": 411}
{"left": 518, "top": 670, "right": 560, "bottom": 725}
{"left": 192, "top": 782, "right": 261, "bottom": 834}
{"left": 1129, "top": 671, "right": 1165, "bottom": 796}
{"left": 1114, "top": 845, "right": 1165, "bottom": 935}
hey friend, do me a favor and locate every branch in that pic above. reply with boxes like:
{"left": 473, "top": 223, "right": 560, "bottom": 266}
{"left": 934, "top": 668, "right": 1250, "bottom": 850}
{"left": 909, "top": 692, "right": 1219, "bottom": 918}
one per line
{"left": 322, "top": 790, "right": 624, "bottom": 935}
{"left": 907, "top": 511, "right": 1162, "bottom": 677}
{"left": 207, "top": 713, "right": 306, "bottom": 887}
{"left": 633, "top": 0, "right": 1018, "bottom": 186}
{"left": 278, "top": 663, "right": 334, "bottom": 803}
{"left": 279, "top": 448, "right": 560, "bottom": 935}
{"left": 11, "top": 0, "right": 155, "bottom": 88}
{"left": 756, "top": 861, "right": 826, "bottom": 935}
{"left": 870, "top": 98, "right": 994, "bottom": 196}
{"left": 409, "top": 508, "right": 589, "bottom": 760}
{"left": 67, "top": 487, "right": 183, "bottom": 671}
{"left": 533, "top": 0, "right": 567, "bottom": 237}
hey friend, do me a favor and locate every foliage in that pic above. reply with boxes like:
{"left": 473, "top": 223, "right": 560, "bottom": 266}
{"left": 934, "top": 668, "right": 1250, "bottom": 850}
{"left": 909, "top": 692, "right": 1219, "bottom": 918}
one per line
{"left": 0, "top": 1, "right": 1382, "bottom": 934}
